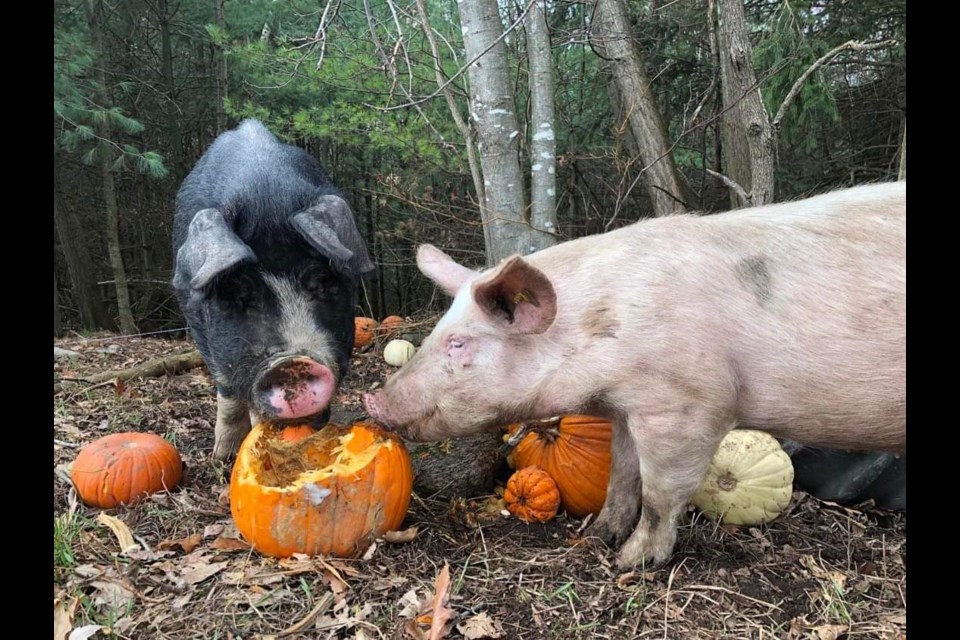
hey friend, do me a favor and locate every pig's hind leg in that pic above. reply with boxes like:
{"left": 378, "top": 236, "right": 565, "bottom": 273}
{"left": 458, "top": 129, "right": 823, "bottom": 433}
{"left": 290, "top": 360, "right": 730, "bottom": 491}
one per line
{"left": 213, "top": 392, "right": 253, "bottom": 460}
{"left": 590, "top": 416, "right": 642, "bottom": 546}
{"left": 616, "top": 409, "right": 732, "bottom": 568}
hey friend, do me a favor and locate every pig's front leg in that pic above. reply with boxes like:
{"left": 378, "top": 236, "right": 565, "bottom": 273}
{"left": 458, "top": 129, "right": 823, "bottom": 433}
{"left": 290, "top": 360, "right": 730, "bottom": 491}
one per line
{"left": 213, "top": 392, "right": 252, "bottom": 460}
{"left": 616, "top": 410, "right": 731, "bottom": 568}
{"left": 590, "top": 417, "right": 642, "bottom": 547}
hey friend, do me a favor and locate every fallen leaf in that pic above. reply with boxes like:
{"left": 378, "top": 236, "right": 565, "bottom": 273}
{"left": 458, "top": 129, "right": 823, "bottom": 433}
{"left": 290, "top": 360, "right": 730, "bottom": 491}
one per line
{"left": 171, "top": 593, "right": 193, "bottom": 610}
{"left": 383, "top": 527, "right": 418, "bottom": 544}
{"left": 397, "top": 589, "right": 421, "bottom": 619}
{"left": 69, "top": 625, "right": 104, "bottom": 640}
{"left": 96, "top": 513, "right": 139, "bottom": 554}
{"left": 361, "top": 541, "right": 378, "bottom": 561}
{"left": 158, "top": 533, "right": 202, "bottom": 553}
{"left": 180, "top": 560, "right": 228, "bottom": 585}
{"left": 456, "top": 612, "right": 503, "bottom": 639}
{"left": 815, "top": 624, "right": 848, "bottom": 640}
{"left": 209, "top": 536, "right": 251, "bottom": 552}
{"left": 54, "top": 597, "right": 77, "bottom": 640}
{"left": 74, "top": 565, "right": 104, "bottom": 579}
{"left": 428, "top": 564, "right": 454, "bottom": 640}
{"left": 203, "top": 524, "right": 225, "bottom": 539}
{"left": 89, "top": 580, "right": 135, "bottom": 610}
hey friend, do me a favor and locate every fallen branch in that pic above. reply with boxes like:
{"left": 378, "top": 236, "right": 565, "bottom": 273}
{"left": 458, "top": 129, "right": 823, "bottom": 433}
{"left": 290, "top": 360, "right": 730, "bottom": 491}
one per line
{"left": 54, "top": 350, "right": 205, "bottom": 394}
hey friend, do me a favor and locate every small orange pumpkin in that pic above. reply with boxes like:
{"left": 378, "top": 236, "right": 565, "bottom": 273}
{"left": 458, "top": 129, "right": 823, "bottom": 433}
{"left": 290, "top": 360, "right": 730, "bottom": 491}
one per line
{"left": 505, "top": 415, "right": 612, "bottom": 518}
{"left": 503, "top": 466, "right": 561, "bottom": 523}
{"left": 230, "top": 421, "right": 413, "bottom": 558}
{"left": 354, "top": 317, "right": 378, "bottom": 348}
{"left": 378, "top": 315, "right": 405, "bottom": 335}
{"left": 71, "top": 432, "right": 183, "bottom": 508}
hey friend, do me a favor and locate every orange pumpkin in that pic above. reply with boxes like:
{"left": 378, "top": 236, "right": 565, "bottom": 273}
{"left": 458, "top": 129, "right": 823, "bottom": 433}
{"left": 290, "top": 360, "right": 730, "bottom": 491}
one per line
{"left": 354, "top": 317, "right": 378, "bottom": 348}
{"left": 230, "top": 421, "right": 413, "bottom": 558}
{"left": 505, "top": 415, "right": 612, "bottom": 518}
{"left": 378, "top": 315, "right": 405, "bottom": 335}
{"left": 503, "top": 466, "right": 560, "bottom": 523}
{"left": 278, "top": 425, "right": 316, "bottom": 444}
{"left": 71, "top": 432, "right": 183, "bottom": 508}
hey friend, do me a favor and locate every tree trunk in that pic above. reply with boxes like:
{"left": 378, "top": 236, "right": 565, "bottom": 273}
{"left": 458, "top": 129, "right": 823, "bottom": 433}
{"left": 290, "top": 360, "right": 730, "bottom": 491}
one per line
{"left": 524, "top": 0, "right": 559, "bottom": 252}
{"left": 85, "top": 0, "right": 139, "bottom": 336}
{"left": 54, "top": 271, "right": 63, "bottom": 338}
{"left": 157, "top": 0, "right": 184, "bottom": 179}
{"left": 715, "top": 0, "right": 775, "bottom": 207}
{"left": 54, "top": 158, "right": 113, "bottom": 331}
{"left": 590, "top": 0, "right": 688, "bottom": 216}
{"left": 458, "top": 0, "right": 535, "bottom": 265}
{"left": 897, "top": 119, "right": 906, "bottom": 181}
{"left": 215, "top": 0, "right": 228, "bottom": 133}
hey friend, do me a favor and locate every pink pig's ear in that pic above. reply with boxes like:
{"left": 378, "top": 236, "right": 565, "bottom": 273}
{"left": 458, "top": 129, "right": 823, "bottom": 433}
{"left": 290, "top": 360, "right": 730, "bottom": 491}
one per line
{"left": 417, "top": 245, "right": 478, "bottom": 297}
{"left": 472, "top": 255, "right": 557, "bottom": 334}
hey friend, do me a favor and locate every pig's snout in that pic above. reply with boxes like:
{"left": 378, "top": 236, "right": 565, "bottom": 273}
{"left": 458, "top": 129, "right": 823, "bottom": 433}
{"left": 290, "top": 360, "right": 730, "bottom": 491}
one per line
{"left": 255, "top": 357, "right": 335, "bottom": 421}
{"left": 363, "top": 391, "right": 397, "bottom": 431}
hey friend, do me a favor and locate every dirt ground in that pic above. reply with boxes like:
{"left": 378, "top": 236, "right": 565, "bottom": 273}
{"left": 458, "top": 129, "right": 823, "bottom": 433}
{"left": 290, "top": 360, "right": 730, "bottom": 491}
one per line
{"left": 53, "top": 333, "right": 906, "bottom": 640}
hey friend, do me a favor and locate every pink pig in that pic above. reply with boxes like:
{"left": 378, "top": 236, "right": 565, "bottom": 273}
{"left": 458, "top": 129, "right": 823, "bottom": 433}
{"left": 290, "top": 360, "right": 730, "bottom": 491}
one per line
{"left": 364, "top": 182, "right": 906, "bottom": 568}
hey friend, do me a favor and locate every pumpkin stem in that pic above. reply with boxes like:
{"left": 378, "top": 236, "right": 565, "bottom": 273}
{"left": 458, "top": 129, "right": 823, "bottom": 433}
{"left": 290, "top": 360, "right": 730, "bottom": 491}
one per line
{"left": 717, "top": 472, "right": 738, "bottom": 492}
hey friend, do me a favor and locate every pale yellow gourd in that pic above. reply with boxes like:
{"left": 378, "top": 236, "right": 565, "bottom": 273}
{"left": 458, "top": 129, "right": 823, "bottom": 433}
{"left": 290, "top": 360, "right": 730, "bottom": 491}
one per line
{"left": 383, "top": 339, "right": 416, "bottom": 366}
{"left": 692, "top": 430, "right": 794, "bottom": 526}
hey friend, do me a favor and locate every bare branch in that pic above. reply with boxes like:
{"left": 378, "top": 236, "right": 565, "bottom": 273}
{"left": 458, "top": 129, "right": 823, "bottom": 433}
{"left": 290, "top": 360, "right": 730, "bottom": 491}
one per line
{"left": 772, "top": 39, "right": 897, "bottom": 131}
{"left": 706, "top": 169, "right": 751, "bottom": 205}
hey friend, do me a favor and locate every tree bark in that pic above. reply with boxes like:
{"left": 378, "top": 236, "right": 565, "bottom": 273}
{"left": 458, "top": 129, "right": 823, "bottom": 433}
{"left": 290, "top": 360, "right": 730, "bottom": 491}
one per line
{"left": 590, "top": 0, "right": 688, "bottom": 216}
{"left": 897, "top": 119, "right": 906, "bottom": 181}
{"left": 157, "top": 0, "right": 184, "bottom": 179}
{"left": 85, "top": 0, "right": 139, "bottom": 336}
{"left": 54, "top": 272, "right": 63, "bottom": 338}
{"left": 524, "top": 0, "right": 559, "bottom": 252}
{"left": 54, "top": 158, "right": 113, "bottom": 331}
{"left": 715, "top": 0, "right": 775, "bottom": 207}
{"left": 215, "top": 0, "right": 228, "bottom": 133}
{"left": 458, "top": 0, "right": 536, "bottom": 264}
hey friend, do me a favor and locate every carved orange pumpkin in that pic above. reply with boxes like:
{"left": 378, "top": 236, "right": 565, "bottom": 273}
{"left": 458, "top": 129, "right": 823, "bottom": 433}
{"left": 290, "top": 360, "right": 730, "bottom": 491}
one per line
{"left": 230, "top": 421, "right": 413, "bottom": 558}
{"left": 503, "top": 466, "right": 561, "bottom": 523}
{"left": 378, "top": 315, "right": 405, "bottom": 335}
{"left": 354, "top": 317, "right": 378, "bottom": 348}
{"left": 505, "top": 415, "right": 612, "bottom": 518}
{"left": 71, "top": 432, "right": 183, "bottom": 508}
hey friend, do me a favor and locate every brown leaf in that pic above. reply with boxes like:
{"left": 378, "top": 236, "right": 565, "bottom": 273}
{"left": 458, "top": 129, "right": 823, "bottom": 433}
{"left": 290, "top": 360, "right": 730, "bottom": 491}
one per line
{"left": 383, "top": 527, "right": 419, "bottom": 544}
{"left": 180, "top": 558, "right": 228, "bottom": 585}
{"left": 54, "top": 596, "right": 78, "bottom": 640}
{"left": 456, "top": 612, "right": 504, "bottom": 639}
{"left": 209, "top": 536, "right": 251, "bottom": 552}
{"left": 428, "top": 563, "right": 454, "bottom": 640}
{"left": 158, "top": 533, "right": 203, "bottom": 553}
{"left": 89, "top": 580, "right": 135, "bottom": 610}
{"left": 68, "top": 626, "right": 105, "bottom": 640}
{"left": 815, "top": 624, "right": 848, "bottom": 640}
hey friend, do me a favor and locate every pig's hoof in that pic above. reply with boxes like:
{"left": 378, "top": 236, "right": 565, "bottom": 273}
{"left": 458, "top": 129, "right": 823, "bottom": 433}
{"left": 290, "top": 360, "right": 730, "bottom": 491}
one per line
{"left": 589, "top": 518, "right": 631, "bottom": 548}
{"left": 616, "top": 532, "right": 674, "bottom": 570}
{"left": 615, "top": 544, "right": 671, "bottom": 571}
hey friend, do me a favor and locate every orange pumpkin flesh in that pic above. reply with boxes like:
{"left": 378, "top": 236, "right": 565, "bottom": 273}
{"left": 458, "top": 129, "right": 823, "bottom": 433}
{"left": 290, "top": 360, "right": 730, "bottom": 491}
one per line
{"left": 71, "top": 432, "right": 183, "bottom": 508}
{"left": 503, "top": 466, "right": 560, "bottom": 523}
{"left": 506, "top": 415, "right": 612, "bottom": 518}
{"left": 278, "top": 425, "right": 316, "bottom": 444}
{"left": 354, "top": 317, "right": 378, "bottom": 348}
{"left": 230, "top": 421, "right": 413, "bottom": 558}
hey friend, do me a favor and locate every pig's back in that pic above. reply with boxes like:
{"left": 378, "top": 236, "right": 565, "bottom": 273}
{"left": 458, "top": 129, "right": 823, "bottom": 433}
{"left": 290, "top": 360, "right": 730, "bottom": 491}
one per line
{"left": 713, "top": 183, "right": 905, "bottom": 450}
{"left": 536, "top": 182, "right": 906, "bottom": 451}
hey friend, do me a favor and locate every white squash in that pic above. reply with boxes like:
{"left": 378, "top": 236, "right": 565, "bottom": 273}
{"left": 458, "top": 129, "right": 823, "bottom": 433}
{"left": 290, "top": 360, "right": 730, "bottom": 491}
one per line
{"left": 692, "top": 430, "right": 794, "bottom": 526}
{"left": 383, "top": 339, "right": 416, "bottom": 366}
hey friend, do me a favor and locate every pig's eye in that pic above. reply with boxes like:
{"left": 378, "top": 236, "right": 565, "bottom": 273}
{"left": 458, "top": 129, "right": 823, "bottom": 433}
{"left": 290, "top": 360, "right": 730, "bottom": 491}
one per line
{"left": 449, "top": 338, "right": 464, "bottom": 350}
{"left": 301, "top": 268, "right": 339, "bottom": 294}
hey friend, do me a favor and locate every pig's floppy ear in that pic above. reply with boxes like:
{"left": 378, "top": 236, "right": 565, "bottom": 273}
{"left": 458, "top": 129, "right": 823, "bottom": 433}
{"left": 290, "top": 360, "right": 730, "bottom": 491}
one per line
{"left": 174, "top": 208, "right": 257, "bottom": 290}
{"left": 472, "top": 256, "right": 557, "bottom": 334}
{"left": 417, "top": 244, "right": 478, "bottom": 297}
{"left": 294, "top": 195, "right": 376, "bottom": 278}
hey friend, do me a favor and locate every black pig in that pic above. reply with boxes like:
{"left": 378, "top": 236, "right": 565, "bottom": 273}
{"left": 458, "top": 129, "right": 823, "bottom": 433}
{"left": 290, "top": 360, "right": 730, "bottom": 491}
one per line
{"left": 173, "top": 119, "right": 373, "bottom": 459}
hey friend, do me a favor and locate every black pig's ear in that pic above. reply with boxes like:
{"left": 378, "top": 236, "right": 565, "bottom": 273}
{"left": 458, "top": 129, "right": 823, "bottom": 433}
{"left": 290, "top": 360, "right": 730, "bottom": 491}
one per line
{"left": 174, "top": 208, "right": 257, "bottom": 291}
{"left": 472, "top": 255, "right": 557, "bottom": 334}
{"left": 294, "top": 195, "right": 376, "bottom": 278}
